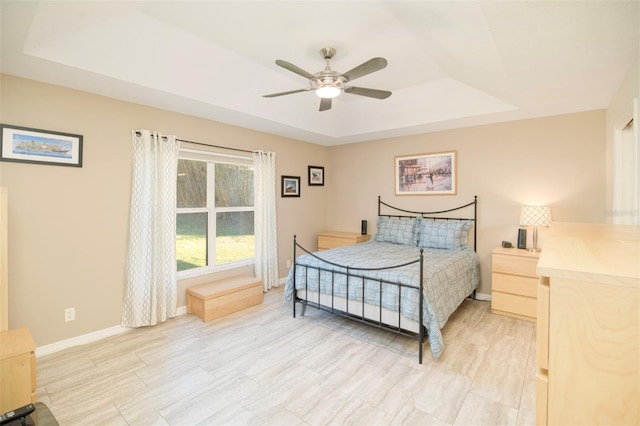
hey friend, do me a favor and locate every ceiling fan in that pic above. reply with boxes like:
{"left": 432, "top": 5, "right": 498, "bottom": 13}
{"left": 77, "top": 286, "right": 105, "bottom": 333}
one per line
{"left": 263, "top": 47, "right": 392, "bottom": 112}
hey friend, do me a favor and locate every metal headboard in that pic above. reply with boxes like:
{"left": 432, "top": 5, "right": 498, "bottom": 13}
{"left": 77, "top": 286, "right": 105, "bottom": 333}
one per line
{"left": 377, "top": 195, "right": 478, "bottom": 251}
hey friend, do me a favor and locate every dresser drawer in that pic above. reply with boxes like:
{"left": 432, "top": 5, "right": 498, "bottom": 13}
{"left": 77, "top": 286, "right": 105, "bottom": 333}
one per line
{"left": 536, "top": 371, "right": 548, "bottom": 425}
{"left": 492, "top": 273, "right": 537, "bottom": 298}
{"left": 492, "top": 291, "right": 537, "bottom": 319}
{"left": 493, "top": 253, "right": 538, "bottom": 277}
{"left": 537, "top": 277, "right": 550, "bottom": 370}
{"left": 318, "top": 235, "right": 353, "bottom": 250}
{"left": 317, "top": 232, "right": 370, "bottom": 251}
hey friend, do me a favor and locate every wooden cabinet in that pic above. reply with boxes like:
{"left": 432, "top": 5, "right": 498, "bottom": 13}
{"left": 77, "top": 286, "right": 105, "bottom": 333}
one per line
{"left": 0, "top": 327, "right": 37, "bottom": 413}
{"left": 317, "top": 231, "right": 371, "bottom": 251}
{"left": 491, "top": 247, "right": 540, "bottom": 321}
{"left": 536, "top": 222, "right": 639, "bottom": 425}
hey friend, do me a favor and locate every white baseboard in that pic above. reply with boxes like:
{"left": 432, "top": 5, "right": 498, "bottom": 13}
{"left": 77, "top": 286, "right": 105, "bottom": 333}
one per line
{"left": 36, "top": 308, "right": 189, "bottom": 357}
{"left": 474, "top": 292, "right": 491, "bottom": 301}
{"left": 36, "top": 324, "right": 130, "bottom": 357}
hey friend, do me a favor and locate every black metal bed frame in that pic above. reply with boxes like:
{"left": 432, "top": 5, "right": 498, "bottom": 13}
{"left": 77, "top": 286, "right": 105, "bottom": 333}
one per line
{"left": 291, "top": 196, "right": 478, "bottom": 364}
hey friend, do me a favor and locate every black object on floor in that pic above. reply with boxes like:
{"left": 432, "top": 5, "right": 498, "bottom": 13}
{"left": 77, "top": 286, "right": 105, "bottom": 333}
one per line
{"left": 1, "top": 403, "right": 58, "bottom": 426}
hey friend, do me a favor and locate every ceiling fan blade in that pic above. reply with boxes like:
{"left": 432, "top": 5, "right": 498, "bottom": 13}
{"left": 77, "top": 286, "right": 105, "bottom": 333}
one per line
{"left": 344, "top": 86, "right": 392, "bottom": 99}
{"left": 342, "top": 57, "right": 388, "bottom": 82}
{"left": 319, "top": 97, "right": 332, "bottom": 111}
{"left": 275, "top": 59, "right": 316, "bottom": 81}
{"left": 262, "top": 88, "right": 309, "bottom": 98}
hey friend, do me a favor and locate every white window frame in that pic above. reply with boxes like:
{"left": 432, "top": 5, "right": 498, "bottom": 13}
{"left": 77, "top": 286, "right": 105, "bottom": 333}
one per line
{"left": 177, "top": 148, "right": 255, "bottom": 279}
{"left": 613, "top": 98, "right": 639, "bottom": 225}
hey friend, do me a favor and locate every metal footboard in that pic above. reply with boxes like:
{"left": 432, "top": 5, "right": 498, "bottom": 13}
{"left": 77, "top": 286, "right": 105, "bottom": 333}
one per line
{"left": 291, "top": 235, "right": 427, "bottom": 364}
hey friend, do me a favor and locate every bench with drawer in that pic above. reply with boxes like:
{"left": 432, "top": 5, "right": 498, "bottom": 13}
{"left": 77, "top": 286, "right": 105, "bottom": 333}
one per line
{"left": 186, "top": 275, "right": 263, "bottom": 322}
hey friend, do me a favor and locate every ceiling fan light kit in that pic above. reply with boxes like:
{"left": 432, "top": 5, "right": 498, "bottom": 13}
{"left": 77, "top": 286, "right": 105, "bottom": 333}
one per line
{"left": 264, "top": 47, "right": 392, "bottom": 111}
{"left": 316, "top": 85, "right": 341, "bottom": 99}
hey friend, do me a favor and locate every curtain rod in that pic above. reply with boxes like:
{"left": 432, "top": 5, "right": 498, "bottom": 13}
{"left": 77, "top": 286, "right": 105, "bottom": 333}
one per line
{"left": 134, "top": 131, "right": 256, "bottom": 154}
{"left": 178, "top": 138, "right": 256, "bottom": 154}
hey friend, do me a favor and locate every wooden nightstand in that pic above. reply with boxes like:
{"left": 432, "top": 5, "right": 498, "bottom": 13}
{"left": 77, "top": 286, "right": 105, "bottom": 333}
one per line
{"left": 491, "top": 246, "right": 540, "bottom": 322}
{"left": 317, "top": 231, "right": 371, "bottom": 251}
{"left": 0, "top": 328, "right": 37, "bottom": 413}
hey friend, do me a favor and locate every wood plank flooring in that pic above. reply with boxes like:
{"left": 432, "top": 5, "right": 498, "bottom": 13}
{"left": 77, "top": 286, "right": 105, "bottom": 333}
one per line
{"left": 36, "top": 286, "right": 536, "bottom": 425}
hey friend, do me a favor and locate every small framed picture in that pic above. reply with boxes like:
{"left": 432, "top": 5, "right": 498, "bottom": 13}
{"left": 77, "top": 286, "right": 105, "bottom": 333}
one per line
{"left": 281, "top": 175, "right": 300, "bottom": 197}
{"left": 0, "top": 124, "right": 83, "bottom": 168}
{"left": 308, "top": 165, "right": 324, "bottom": 186}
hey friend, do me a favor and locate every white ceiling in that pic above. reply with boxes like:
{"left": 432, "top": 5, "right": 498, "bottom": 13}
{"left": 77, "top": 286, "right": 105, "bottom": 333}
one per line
{"left": 1, "top": 1, "right": 638, "bottom": 146}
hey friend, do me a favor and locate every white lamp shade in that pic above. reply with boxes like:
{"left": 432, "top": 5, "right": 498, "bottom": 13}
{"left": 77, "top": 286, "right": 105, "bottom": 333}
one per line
{"left": 520, "top": 205, "right": 552, "bottom": 226}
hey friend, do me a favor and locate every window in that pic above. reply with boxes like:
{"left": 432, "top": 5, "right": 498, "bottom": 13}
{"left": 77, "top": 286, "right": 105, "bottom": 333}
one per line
{"left": 612, "top": 99, "right": 639, "bottom": 225}
{"left": 176, "top": 151, "right": 254, "bottom": 275}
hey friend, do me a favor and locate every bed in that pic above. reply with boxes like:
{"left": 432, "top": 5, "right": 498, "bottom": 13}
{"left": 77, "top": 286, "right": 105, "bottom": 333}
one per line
{"left": 284, "top": 196, "right": 480, "bottom": 363}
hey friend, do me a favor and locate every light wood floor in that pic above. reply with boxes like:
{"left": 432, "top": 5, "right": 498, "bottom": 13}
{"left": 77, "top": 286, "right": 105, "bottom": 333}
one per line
{"left": 36, "top": 287, "right": 536, "bottom": 425}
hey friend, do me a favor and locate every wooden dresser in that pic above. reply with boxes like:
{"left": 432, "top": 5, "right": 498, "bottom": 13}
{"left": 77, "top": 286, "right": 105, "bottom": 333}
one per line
{"left": 0, "top": 327, "right": 37, "bottom": 413}
{"left": 1, "top": 187, "right": 7, "bottom": 331}
{"left": 317, "top": 231, "right": 370, "bottom": 251}
{"left": 536, "top": 222, "right": 639, "bottom": 425}
{"left": 491, "top": 247, "right": 540, "bottom": 321}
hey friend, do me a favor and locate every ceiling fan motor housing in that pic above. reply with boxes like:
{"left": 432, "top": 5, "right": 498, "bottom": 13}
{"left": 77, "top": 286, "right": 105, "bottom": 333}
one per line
{"left": 314, "top": 48, "right": 346, "bottom": 96}
{"left": 320, "top": 47, "right": 336, "bottom": 60}
{"left": 313, "top": 71, "right": 346, "bottom": 88}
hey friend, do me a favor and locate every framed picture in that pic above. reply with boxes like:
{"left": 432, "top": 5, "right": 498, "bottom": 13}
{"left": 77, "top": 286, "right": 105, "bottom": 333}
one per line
{"left": 395, "top": 151, "right": 456, "bottom": 195}
{"left": 308, "top": 165, "right": 324, "bottom": 186}
{"left": 281, "top": 175, "right": 300, "bottom": 197}
{"left": 0, "top": 124, "right": 83, "bottom": 168}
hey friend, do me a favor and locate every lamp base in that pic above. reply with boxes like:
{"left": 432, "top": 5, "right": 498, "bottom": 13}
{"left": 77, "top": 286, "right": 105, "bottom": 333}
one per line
{"left": 530, "top": 226, "right": 539, "bottom": 252}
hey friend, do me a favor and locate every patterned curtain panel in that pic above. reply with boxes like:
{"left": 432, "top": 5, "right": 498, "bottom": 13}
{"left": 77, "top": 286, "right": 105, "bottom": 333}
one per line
{"left": 253, "top": 150, "right": 279, "bottom": 291}
{"left": 122, "top": 130, "right": 181, "bottom": 327}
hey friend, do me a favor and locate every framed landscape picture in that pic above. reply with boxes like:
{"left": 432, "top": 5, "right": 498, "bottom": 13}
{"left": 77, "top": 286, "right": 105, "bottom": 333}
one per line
{"left": 281, "top": 175, "right": 300, "bottom": 197}
{"left": 395, "top": 151, "right": 456, "bottom": 195}
{"left": 0, "top": 124, "right": 83, "bottom": 167}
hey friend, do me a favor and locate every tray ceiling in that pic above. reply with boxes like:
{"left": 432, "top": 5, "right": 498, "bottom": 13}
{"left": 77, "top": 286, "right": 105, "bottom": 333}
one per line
{"left": 1, "top": 1, "right": 638, "bottom": 146}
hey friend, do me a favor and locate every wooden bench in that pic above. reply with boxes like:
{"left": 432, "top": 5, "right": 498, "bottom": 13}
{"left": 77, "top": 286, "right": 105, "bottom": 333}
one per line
{"left": 186, "top": 275, "right": 263, "bottom": 322}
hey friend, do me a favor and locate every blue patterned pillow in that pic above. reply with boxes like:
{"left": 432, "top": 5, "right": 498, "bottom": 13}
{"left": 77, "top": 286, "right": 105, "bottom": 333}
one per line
{"left": 417, "top": 220, "right": 471, "bottom": 250}
{"left": 374, "top": 216, "right": 420, "bottom": 246}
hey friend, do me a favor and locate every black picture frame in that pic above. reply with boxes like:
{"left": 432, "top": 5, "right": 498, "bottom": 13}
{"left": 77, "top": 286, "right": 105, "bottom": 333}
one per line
{"left": 308, "top": 165, "right": 324, "bottom": 186}
{"left": 281, "top": 175, "right": 300, "bottom": 197}
{"left": 0, "top": 124, "right": 83, "bottom": 168}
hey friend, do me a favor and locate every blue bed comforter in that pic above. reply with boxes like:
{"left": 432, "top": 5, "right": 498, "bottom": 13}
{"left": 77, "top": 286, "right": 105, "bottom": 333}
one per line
{"left": 284, "top": 240, "right": 480, "bottom": 359}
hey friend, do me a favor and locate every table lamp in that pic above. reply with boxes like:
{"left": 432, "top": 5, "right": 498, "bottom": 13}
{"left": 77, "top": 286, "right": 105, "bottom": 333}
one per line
{"left": 520, "top": 205, "right": 552, "bottom": 252}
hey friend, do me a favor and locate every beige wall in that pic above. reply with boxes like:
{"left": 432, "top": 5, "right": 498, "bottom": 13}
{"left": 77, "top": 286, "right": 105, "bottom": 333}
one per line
{"left": 0, "top": 73, "right": 611, "bottom": 348}
{"left": 326, "top": 111, "right": 607, "bottom": 296}
{"left": 0, "top": 74, "right": 327, "bottom": 346}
